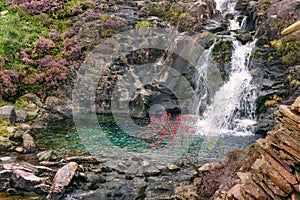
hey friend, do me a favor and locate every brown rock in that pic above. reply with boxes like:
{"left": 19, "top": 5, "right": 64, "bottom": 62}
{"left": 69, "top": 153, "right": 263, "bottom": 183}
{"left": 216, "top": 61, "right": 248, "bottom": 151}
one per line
{"left": 291, "top": 192, "right": 300, "bottom": 200}
{"left": 261, "top": 153, "right": 297, "bottom": 185}
{"left": 46, "top": 162, "right": 78, "bottom": 200}
{"left": 237, "top": 172, "right": 252, "bottom": 184}
{"left": 256, "top": 139, "right": 292, "bottom": 172}
{"left": 227, "top": 184, "right": 247, "bottom": 200}
{"left": 279, "top": 105, "right": 300, "bottom": 124}
{"left": 252, "top": 173, "right": 280, "bottom": 200}
{"left": 252, "top": 158, "right": 292, "bottom": 196}
{"left": 199, "top": 162, "right": 223, "bottom": 171}
{"left": 294, "top": 184, "right": 300, "bottom": 193}
{"left": 243, "top": 180, "right": 267, "bottom": 200}
{"left": 291, "top": 96, "right": 300, "bottom": 113}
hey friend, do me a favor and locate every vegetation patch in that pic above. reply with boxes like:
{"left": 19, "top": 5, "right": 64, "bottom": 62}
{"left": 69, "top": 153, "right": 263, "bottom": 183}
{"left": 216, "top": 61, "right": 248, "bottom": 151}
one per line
{"left": 270, "top": 36, "right": 300, "bottom": 66}
{"left": 211, "top": 40, "right": 233, "bottom": 66}
{"left": 135, "top": 21, "right": 154, "bottom": 29}
{"left": 264, "top": 94, "right": 282, "bottom": 106}
{"left": 0, "top": 0, "right": 87, "bottom": 101}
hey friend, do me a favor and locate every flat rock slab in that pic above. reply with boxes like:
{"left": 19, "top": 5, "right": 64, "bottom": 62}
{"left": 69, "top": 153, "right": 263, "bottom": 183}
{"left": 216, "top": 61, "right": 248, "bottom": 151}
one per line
{"left": 46, "top": 162, "right": 78, "bottom": 200}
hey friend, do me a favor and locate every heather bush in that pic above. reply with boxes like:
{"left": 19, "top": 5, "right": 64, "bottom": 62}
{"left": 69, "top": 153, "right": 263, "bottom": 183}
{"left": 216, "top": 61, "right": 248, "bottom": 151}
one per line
{"left": 0, "top": 70, "right": 23, "bottom": 99}
{"left": 104, "top": 18, "right": 121, "bottom": 28}
{"left": 37, "top": 55, "right": 68, "bottom": 68}
{"left": 6, "top": 0, "right": 64, "bottom": 14}
{"left": 84, "top": 10, "right": 100, "bottom": 21}
{"left": 49, "top": 28, "right": 60, "bottom": 41}
{"left": 19, "top": 50, "right": 33, "bottom": 64}
{"left": 35, "top": 38, "right": 55, "bottom": 54}
{"left": 63, "top": 28, "right": 76, "bottom": 39}
{"left": 62, "top": 38, "right": 82, "bottom": 61}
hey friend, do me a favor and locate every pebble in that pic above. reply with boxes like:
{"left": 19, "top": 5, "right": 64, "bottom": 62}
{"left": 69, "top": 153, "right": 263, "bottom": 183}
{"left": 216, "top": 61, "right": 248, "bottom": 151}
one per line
{"left": 0, "top": 10, "right": 8, "bottom": 16}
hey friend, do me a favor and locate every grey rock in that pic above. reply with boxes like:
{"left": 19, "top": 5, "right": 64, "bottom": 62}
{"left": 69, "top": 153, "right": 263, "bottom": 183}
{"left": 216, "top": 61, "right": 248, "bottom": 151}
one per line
{"left": 0, "top": 106, "right": 16, "bottom": 124}
{"left": 85, "top": 173, "right": 106, "bottom": 189}
{"left": 37, "top": 150, "right": 57, "bottom": 162}
{"left": 16, "top": 109, "right": 28, "bottom": 123}
{"left": 11, "top": 169, "right": 48, "bottom": 190}
{"left": 20, "top": 93, "right": 43, "bottom": 107}
{"left": 45, "top": 96, "right": 72, "bottom": 117}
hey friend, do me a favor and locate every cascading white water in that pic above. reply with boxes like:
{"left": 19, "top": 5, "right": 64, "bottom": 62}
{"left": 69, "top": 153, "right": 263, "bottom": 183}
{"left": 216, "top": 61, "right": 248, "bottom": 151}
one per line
{"left": 195, "top": 0, "right": 257, "bottom": 136}
{"left": 215, "top": 0, "right": 237, "bottom": 16}
{"left": 197, "top": 40, "right": 257, "bottom": 136}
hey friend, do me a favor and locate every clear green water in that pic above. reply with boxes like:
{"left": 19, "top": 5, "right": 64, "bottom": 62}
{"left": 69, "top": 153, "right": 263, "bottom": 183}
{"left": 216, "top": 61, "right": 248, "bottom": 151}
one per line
{"left": 34, "top": 115, "right": 261, "bottom": 164}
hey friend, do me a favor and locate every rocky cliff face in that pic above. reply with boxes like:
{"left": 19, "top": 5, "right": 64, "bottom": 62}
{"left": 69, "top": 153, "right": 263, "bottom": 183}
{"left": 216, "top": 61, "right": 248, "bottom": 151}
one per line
{"left": 237, "top": 0, "right": 300, "bottom": 134}
{"left": 179, "top": 97, "right": 300, "bottom": 199}
{"left": 214, "top": 97, "right": 300, "bottom": 199}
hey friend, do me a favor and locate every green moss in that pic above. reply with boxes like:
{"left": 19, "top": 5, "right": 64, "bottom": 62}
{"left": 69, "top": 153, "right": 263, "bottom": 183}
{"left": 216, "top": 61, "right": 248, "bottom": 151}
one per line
{"left": 101, "top": 28, "right": 120, "bottom": 38}
{"left": 27, "top": 115, "right": 36, "bottom": 121}
{"left": 211, "top": 40, "right": 233, "bottom": 66}
{"left": 100, "top": 14, "right": 110, "bottom": 21}
{"left": 148, "top": 7, "right": 188, "bottom": 30}
{"left": 271, "top": 36, "right": 300, "bottom": 65}
{"left": 135, "top": 21, "right": 154, "bottom": 29}
{"left": 0, "top": 119, "right": 11, "bottom": 137}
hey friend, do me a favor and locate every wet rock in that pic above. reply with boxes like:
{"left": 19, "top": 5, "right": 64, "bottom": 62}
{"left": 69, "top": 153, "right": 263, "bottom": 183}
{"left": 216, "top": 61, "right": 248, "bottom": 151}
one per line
{"left": 204, "top": 20, "right": 226, "bottom": 33}
{"left": 16, "top": 109, "right": 28, "bottom": 123}
{"left": 22, "top": 133, "right": 36, "bottom": 153}
{"left": 146, "top": 177, "right": 175, "bottom": 199}
{"left": 236, "top": 33, "right": 252, "bottom": 45}
{"left": 5, "top": 188, "right": 22, "bottom": 196}
{"left": 188, "top": 0, "right": 217, "bottom": 23}
{"left": 37, "top": 150, "right": 57, "bottom": 162}
{"left": 64, "top": 156, "right": 101, "bottom": 163}
{"left": 85, "top": 172, "right": 106, "bottom": 189}
{"left": 143, "top": 165, "right": 161, "bottom": 176}
{"left": 45, "top": 96, "right": 72, "bottom": 117}
{"left": 0, "top": 106, "right": 16, "bottom": 124}
{"left": 46, "top": 162, "right": 78, "bottom": 200}
{"left": 34, "top": 183, "right": 51, "bottom": 194}
{"left": 11, "top": 169, "right": 48, "bottom": 190}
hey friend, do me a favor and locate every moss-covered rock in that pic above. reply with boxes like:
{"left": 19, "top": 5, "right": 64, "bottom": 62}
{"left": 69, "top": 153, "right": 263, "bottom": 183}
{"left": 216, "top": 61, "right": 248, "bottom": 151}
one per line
{"left": 212, "top": 40, "right": 233, "bottom": 66}
{"left": 271, "top": 36, "right": 300, "bottom": 66}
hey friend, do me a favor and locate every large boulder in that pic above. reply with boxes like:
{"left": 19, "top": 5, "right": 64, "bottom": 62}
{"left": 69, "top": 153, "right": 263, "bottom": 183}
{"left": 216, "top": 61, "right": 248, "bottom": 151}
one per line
{"left": 0, "top": 106, "right": 16, "bottom": 124}
{"left": 46, "top": 162, "right": 78, "bottom": 200}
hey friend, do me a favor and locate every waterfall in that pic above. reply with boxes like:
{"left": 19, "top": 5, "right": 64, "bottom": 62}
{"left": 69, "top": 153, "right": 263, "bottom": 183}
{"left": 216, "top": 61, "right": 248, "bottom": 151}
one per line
{"left": 195, "top": 0, "right": 257, "bottom": 136}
